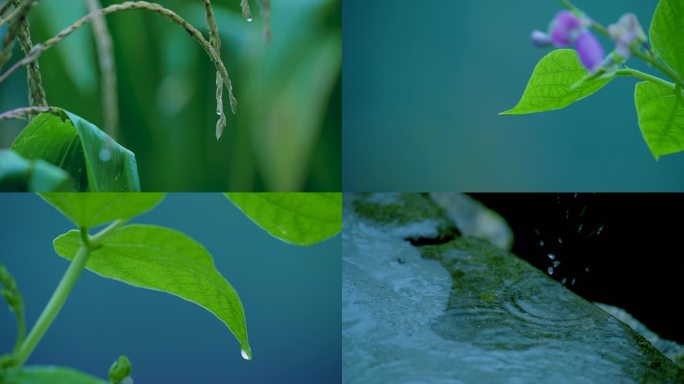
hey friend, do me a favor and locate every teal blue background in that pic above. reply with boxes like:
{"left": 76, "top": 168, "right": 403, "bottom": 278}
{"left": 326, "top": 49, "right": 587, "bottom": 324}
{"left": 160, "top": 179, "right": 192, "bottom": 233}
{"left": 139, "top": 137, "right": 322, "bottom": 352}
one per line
{"left": 343, "top": 0, "right": 684, "bottom": 191}
{"left": 0, "top": 194, "right": 340, "bottom": 383}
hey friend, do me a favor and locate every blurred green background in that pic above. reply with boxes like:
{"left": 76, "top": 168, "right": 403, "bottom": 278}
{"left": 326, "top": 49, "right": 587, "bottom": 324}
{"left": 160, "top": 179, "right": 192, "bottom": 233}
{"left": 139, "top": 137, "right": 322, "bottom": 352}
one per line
{"left": 343, "top": 0, "right": 684, "bottom": 191}
{"left": 0, "top": 0, "right": 341, "bottom": 191}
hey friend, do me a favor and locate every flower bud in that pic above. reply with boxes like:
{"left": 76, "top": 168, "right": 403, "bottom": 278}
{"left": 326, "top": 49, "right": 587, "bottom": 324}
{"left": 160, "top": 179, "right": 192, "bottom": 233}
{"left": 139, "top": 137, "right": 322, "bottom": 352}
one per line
{"left": 575, "top": 31, "right": 605, "bottom": 72}
{"left": 608, "top": 13, "right": 646, "bottom": 59}
{"left": 531, "top": 30, "right": 553, "bottom": 47}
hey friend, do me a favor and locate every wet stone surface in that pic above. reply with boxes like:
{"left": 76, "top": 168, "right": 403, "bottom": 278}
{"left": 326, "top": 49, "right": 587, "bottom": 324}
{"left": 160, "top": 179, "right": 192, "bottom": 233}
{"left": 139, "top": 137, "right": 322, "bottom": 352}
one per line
{"left": 342, "top": 193, "right": 684, "bottom": 383}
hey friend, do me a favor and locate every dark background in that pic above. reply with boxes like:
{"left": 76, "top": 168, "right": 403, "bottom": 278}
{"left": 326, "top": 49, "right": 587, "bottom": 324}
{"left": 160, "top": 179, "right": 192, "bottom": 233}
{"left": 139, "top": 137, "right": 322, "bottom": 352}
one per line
{"left": 0, "top": 194, "right": 341, "bottom": 383}
{"left": 471, "top": 193, "right": 684, "bottom": 344}
{"left": 343, "top": 0, "right": 684, "bottom": 191}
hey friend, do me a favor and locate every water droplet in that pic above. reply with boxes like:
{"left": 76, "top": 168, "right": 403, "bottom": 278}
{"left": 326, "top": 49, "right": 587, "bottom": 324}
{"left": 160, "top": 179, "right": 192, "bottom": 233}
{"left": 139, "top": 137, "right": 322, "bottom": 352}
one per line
{"left": 571, "top": 278, "right": 576, "bottom": 286}
{"left": 561, "top": 278, "right": 567, "bottom": 285}
{"left": 246, "top": 16, "right": 253, "bottom": 22}
{"left": 547, "top": 253, "right": 555, "bottom": 260}
{"left": 241, "top": 349, "right": 251, "bottom": 360}
{"left": 547, "top": 267, "right": 554, "bottom": 275}
{"left": 553, "top": 260, "right": 560, "bottom": 268}
{"left": 597, "top": 225, "right": 604, "bottom": 235}
{"left": 539, "top": 240, "right": 545, "bottom": 247}
{"left": 99, "top": 148, "right": 112, "bottom": 162}
{"left": 558, "top": 237, "right": 563, "bottom": 244}
{"left": 578, "top": 224, "right": 584, "bottom": 234}
{"left": 585, "top": 267, "right": 589, "bottom": 273}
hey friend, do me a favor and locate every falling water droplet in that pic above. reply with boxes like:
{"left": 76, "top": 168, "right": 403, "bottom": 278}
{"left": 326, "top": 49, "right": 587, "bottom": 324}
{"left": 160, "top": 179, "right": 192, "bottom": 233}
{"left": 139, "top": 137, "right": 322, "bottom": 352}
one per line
{"left": 571, "top": 278, "right": 576, "bottom": 286}
{"left": 246, "top": 16, "right": 253, "bottom": 22}
{"left": 99, "top": 148, "right": 112, "bottom": 162}
{"left": 547, "top": 267, "right": 554, "bottom": 275}
{"left": 561, "top": 278, "right": 567, "bottom": 285}
{"left": 241, "top": 349, "right": 251, "bottom": 360}
{"left": 558, "top": 237, "right": 563, "bottom": 244}
{"left": 553, "top": 260, "right": 560, "bottom": 268}
{"left": 578, "top": 223, "right": 584, "bottom": 234}
{"left": 585, "top": 267, "right": 590, "bottom": 273}
{"left": 539, "top": 240, "right": 545, "bottom": 247}
{"left": 547, "top": 253, "right": 555, "bottom": 260}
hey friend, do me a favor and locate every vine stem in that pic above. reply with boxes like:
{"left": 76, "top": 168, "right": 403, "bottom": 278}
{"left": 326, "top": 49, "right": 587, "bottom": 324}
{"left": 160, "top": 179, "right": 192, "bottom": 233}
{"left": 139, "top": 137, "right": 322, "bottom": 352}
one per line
{"left": 615, "top": 68, "right": 675, "bottom": 90}
{"left": 0, "top": 1, "right": 237, "bottom": 113}
{"left": 13, "top": 219, "right": 127, "bottom": 368}
{"left": 0, "top": 106, "right": 60, "bottom": 121}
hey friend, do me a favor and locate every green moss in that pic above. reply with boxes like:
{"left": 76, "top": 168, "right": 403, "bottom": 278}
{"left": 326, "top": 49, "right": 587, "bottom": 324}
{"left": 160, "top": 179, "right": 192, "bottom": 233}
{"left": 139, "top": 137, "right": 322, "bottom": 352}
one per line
{"left": 353, "top": 193, "right": 447, "bottom": 224}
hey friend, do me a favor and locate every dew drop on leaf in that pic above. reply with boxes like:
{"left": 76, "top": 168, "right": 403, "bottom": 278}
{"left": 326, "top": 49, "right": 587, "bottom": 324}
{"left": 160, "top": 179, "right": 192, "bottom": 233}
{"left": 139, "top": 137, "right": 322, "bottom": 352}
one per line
{"left": 99, "top": 148, "right": 112, "bottom": 162}
{"left": 246, "top": 16, "right": 253, "bottom": 22}
{"left": 241, "top": 349, "right": 252, "bottom": 360}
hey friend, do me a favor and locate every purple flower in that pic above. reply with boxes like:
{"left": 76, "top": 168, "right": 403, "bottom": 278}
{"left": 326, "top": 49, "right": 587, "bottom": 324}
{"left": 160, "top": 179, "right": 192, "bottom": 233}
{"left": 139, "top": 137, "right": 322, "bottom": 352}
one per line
{"left": 550, "top": 11, "right": 582, "bottom": 47}
{"left": 531, "top": 10, "right": 606, "bottom": 73}
{"left": 608, "top": 13, "right": 646, "bottom": 59}
{"left": 575, "top": 31, "right": 604, "bottom": 72}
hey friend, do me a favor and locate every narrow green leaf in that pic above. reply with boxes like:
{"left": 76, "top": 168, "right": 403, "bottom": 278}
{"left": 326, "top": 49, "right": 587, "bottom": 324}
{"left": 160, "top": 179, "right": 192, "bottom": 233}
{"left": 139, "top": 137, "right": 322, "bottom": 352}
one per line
{"left": 53, "top": 225, "right": 251, "bottom": 359}
{"left": 502, "top": 49, "right": 615, "bottom": 115}
{"left": 0, "top": 150, "right": 74, "bottom": 192}
{"left": 226, "top": 193, "right": 342, "bottom": 246}
{"left": 635, "top": 81, "right": 684, "bottom": 159}
{"left": 3, "top": 365, "right": 106, "bottom": 384}
{"left": 650, "top": 0, "right": 684, "bottom": 77}
{"left": 11, "top": 110, "right": 141, "bottom": 192}
{"left": 40, "top": 193, "right": 165, "bottom": 228}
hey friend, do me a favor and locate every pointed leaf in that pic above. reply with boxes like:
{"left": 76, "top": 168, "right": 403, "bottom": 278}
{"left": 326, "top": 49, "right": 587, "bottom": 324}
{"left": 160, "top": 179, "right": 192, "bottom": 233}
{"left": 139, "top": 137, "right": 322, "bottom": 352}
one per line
{"left": 650, "top": 0, "right": 684, "bottom": 76}
{"left": 502, "top": 49, "right": 615, "bottom": 115}
{"left": 53, "top": 225, "right": 251, "bottom": 359}
{"left": 3, "top": 366, "right": 105, "bottom": 384}
{"left": 226, "top": 193, "right": 342, "bottom": 246}
{"left": 0, "top": 150, "right": 74, "bottom": 192}
{"left": 40, "top": 193, "right": 164, "bottom": 228}
{"left": 635, "top": 81, "right": 684, "bottom": 159}
{"left": 11, "top": 110, "right": 141, "bottom": 192}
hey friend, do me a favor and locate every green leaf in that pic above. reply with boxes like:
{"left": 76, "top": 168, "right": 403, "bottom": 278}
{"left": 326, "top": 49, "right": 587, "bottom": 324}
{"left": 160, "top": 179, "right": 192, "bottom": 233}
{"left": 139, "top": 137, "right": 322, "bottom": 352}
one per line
{"left": 635, "top": 82, "right": 684, "bottom": 159}
{"left": 650, "top": 0, "right": 684, "bottom": 77}
{"left": 53, "top": 225, "right": 251, "bottom": 359}
{"left": 502, "top": 49, "right": 615, "bottom": 115}
{"left": 0, "top": 150, "right": 74, "bottom": 192}
{"left": 3, "top": 366, "right": 106, "bottom": 384}
{"left": 11, "top": 110, "right": 141, "bottom": 192}
{"left": 226, "top": 193, "right": 342, "bottom": 246}
{"left": 40, "top": 193, "right": 165, "bottom": 228}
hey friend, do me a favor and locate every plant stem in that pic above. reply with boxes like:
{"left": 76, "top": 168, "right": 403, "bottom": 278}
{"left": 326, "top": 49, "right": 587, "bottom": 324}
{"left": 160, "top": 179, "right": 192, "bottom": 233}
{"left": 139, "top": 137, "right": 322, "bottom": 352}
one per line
{"left": 0, "top": 106, "right": 60, "bottom": 121}
{"left": 615, "top": 68, "right": 675, "bottom": 90}
{"left": 13, "top": 244, "right": 91, "bottom": 368}
{"left": 12, "top": 308, "right": 25, "bottom": 354}
{"left": 86, "top": 0, "right": 119, "bottom": 140}
{"left": 12, "top": 219, "right": 127, "bottom": 368}
{"left": 0, "top": 1, "right": 237, "bottom": 114}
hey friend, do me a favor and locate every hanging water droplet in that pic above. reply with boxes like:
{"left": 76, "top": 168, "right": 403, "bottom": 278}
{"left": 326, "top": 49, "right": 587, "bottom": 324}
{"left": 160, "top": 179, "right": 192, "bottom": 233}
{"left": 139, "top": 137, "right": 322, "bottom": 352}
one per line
{"left": 553, "top": 260, "right": 560, "bottom": 268}
{"left": 241, "top": 349, "right": 252, "bottom": 360}
{"left": 246, "top": 16, "right": 254, "bottom": 22}
{"left": 99, "top": 148, "right": 112, "bottom": 162}
{"left": 547, "top": 267, "right": 554, "bottom": 275}
{"left": 547, "top": 253, "right": 555, "bottom": 260}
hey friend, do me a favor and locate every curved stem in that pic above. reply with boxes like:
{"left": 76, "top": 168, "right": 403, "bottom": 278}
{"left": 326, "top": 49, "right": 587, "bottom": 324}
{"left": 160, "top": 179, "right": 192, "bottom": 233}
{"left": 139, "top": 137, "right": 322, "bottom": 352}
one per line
{"left": 0, "top": 1, "right": 237, "bottom": 113}
{"left": 12, "top": 220, "right": 127, "bottom": 368}
{"left": 615, "top": 68, "right": 675, "bottom": 90}
{"left": 11, "top": 307, "right": 25, "bottom": 354}
{"left": 13, "top": 244, "right": 91, "bottom": 368}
